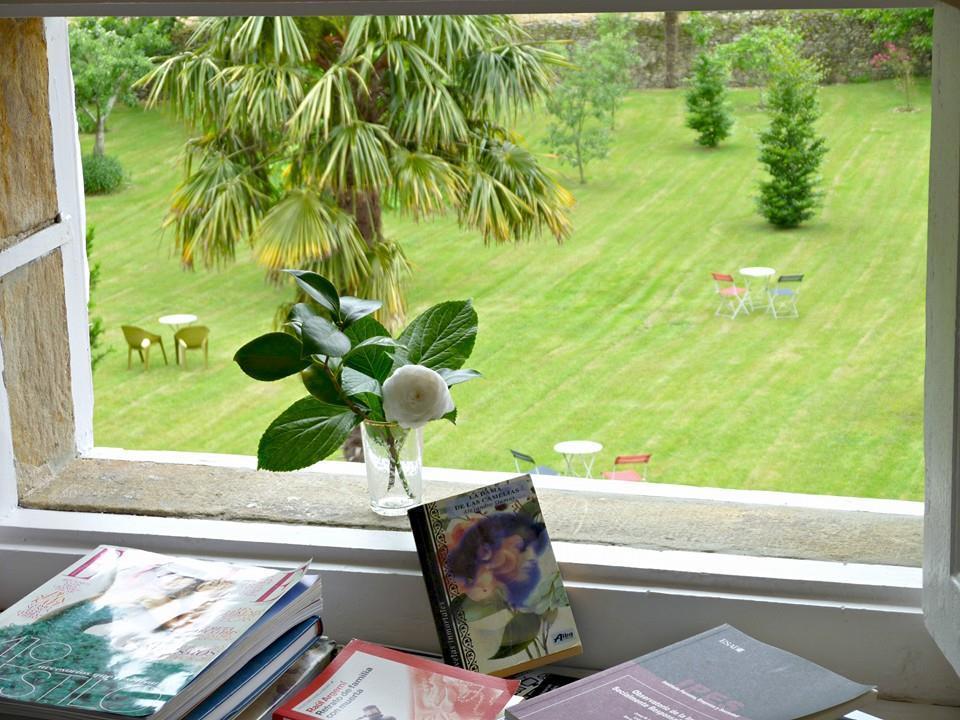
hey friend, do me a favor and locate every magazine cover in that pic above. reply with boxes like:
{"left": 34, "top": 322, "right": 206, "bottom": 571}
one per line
{"left": 408, "top": 475, "right": 581, "bottom": 677}
{"left": 0, "top": 545, "right": 307, "bottom": 717}
{"left": 274, "top": 640, "right": 518, "bottom": 720}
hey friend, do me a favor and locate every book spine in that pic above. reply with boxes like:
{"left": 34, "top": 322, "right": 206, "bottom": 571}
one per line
{"left": 408, "top": 504, "right": 464, "bottom": 669}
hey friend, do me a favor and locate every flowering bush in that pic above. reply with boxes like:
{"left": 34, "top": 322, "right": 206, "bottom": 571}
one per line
{"left": 871, "top": 42, "right": 915, "bottom": 111}
{"left": 234, "top": 270, "right": 480, "bottom": 471}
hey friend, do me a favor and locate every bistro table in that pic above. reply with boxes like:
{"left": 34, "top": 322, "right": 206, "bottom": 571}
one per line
{"left": 553, "top": 440, "right": 603, "bottom": 478}
{"left": 158, "top": 313, "right": 198, "bottom": 332}
{"left": 739, "top": 267, "right": 776, "bottom": 312}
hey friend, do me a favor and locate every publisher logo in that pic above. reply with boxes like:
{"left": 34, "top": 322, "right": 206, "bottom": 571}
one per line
{"left": 553, "top": 630, "right": 575, "bottom": 645}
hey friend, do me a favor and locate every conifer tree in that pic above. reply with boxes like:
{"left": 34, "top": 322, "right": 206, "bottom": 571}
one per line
{"left": 685, "top": 51, "right": 733, "bottom": 148}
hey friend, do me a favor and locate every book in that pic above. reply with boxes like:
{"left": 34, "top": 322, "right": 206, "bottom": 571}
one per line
{"left": 0, "top": 545, "right": 322, "bottom": 720}
{"left": 273, "top": 639, "right": 519, "bottom": 720}
{"left": 234, "top": 638, "right": 337, "bottom": 720}
{"left": 407, "top": 475, "right": 582, "bottom": 677}
{"left": 185, "top": 619, "right": 322, "bottom": 720}
{"left": 505, "top": 624, "right": 876, "bottom": 720}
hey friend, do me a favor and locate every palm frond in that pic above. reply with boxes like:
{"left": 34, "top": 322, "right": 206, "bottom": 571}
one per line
{"left": 255, "top": 189, "right": 369, "bottom": 291}
{"left": 138, "top": 52, "right": 226, "bottom": 128}
{"left": 289, "top": 63, "right": 365, "bottom": 142}
{"left": 166, "top": 141, "right": 274, "bottom": 268}
{"left": 361, "top": 236, "right": 413, "bottom": 331}
{"left": 387, "top": 84, "right": 468, "bottom": 149}
{"left": 230, "top": 16, "right": 310, "bottom": 65}
{"left": 218, "top": 63, "right": 307, "bottom": 138}
{"left": 311, "top": 121, "right": 396, "bottom": 192}
{"left": 391, "top": 149, "right": 464, "bottom": 219}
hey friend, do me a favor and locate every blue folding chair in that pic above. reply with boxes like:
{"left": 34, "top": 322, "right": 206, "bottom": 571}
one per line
{"left": 510, "top": 450, "right": 558, "bottom": 476}
{"left": 767, "top": 274, "right": 803, "bottom": 319}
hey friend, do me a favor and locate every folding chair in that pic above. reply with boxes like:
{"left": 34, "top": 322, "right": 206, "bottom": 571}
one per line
{"left": 767, "top": 274, "right": 803, "bottom": 319}
{"left": 711, "top": 272, "right": 750, "bottom": 319}
{"left": 510, "top": 449, "right": 558, "bottom": 476}
{"left": 602, "top": 454, "right": 651, "bottom": 482}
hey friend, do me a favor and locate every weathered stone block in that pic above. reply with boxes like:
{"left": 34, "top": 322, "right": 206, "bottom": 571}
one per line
{"left": 0, "top": 18, "right": 58, "bottom": 249}
{"left": 0, "top": 249, "right": 76, "bottom": 494}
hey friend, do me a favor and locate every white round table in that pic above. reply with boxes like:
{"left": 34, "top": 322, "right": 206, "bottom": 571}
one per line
{"left": 739, "top": 267, "right": 776, "bottom": 311}
{"left": 158, "top": 314, "right": 198, "bottom": 331}
{"left": 553, "top": 440, "right": 603, "bottom": 478}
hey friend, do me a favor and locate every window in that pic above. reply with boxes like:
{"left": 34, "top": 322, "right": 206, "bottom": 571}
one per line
{"left": 1, "top": 4, "right": 960, "bottom": 708}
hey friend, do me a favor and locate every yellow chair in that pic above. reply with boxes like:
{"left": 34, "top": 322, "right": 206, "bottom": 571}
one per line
{"left": 121, "top": 325, "right": 168, "bottom": 370}
{"left": 174, "top": 325, "right": 210, "bottom": 369}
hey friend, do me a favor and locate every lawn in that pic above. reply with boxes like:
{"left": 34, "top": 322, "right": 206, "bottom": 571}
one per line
{"left": 87, "top": 79, "right": 929, "bottom": 500}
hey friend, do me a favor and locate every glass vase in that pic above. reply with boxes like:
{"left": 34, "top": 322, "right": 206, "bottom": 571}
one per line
{"left": 361, "top": 420, "right": 423, "bottom": 516}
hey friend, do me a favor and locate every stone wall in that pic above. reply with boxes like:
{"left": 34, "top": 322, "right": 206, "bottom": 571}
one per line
{"left": 518, "top": 11, "right": 931, "bottom": 88}
{"left": 0, "top": 19, "right": 76, "bottom": 495}
{"left": 0, "top": 18, "right": 57, "bottom": 248}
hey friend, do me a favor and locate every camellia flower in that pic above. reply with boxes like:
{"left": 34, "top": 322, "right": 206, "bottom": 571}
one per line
{"left": 382, "top": 364, "right": 455, "bottom": 429}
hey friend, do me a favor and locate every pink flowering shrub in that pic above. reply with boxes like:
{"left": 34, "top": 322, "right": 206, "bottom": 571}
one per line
{"left": 871, "top": 42, "right": 915, "bottom": 111}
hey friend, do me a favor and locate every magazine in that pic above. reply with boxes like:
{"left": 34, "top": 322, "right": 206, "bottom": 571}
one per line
{"left": 0, "top": 546, "right": 322, "bottom": 720}
{"left": 273, "top": 639, "right": 518, "bottom": 720}
{"left": 506, "top": 624, "right": 876, "bottom": 720}
{"left": 408, "top": 475, "right": 582, "bottom": 677}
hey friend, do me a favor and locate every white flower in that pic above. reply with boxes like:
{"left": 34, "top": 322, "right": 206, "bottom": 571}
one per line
{"left": 382, "top": 364, "right": 454, "bottom": 429}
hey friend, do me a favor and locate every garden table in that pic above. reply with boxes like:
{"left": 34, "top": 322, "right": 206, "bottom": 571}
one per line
{"left": 158, "top": 313, "right": 198, "bottom": 332}
{"left": 553, "top": 440, "right": 603, "bottom": 478}
{"left": 739, "top": 267, "right": 776, "bottom": 312}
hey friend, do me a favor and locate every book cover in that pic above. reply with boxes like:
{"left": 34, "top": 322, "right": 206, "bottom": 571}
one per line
{"left": 506, "top": 624, "right": 875, "bottom": 720}
{"left": 235, "top": 638, "right": 337, "bottom": 720}
{"left": 274, "top": 640, "right": 519, "bottom": 720}
{"left": 0, "top": 545, "right": 308, "bottom": 718}
{"left": 407, "top": 475, "right": 581, "bottom": 677}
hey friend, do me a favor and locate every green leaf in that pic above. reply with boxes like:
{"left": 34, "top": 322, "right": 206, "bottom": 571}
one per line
{"left": 257, "top": 397, "right": 360, "bottom": 471}
{"left": 338, "top": 296, "right": 383, "bottom": 326}
{"left": 456, "top": 594, "right": 507, "bottom": 623}
{"left": 288, "top": 302, "right": 320, "bottom": 325}
{"left": 300, "top": 316, "right": 351, "bottom": 358}
{"left": 300, "top": 364, "right": 342, "bottom": 404}
{"left": 355, "top": 392, "right": 384, "bottom": 420}
{"left": 437, "top": 368, "right": 482, "bottom": 387}
{"left": 443, "top": 407, "right": 458, "bottom": 425}
{"left": 284, "top": 269, "right": 340, "bottom": 314}
{"left": 345, "top": 335, "right": 403, "bottom": 359}
{"left": 234, "top": 332, "right": 309, "bottom": 381}
{"left": 344, "top": 316, "right": 395, "bottom": 383}
{"left": 490, "top": 612, "right": 541, "bottom": 660}
{"left": 341, "top": 367, "right": 381, "bottom": 397}
{"left": 397, "top": 299, "right": 478, "bottom": 370}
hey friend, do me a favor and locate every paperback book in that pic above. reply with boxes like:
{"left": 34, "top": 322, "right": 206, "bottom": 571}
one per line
{"left": 273, "top": 639, "right": 518, "bottom": 720}
{"left": 0, "top": 545, "right": 323, "bottom": 720}
{"left": 506, "top": 624, "right": 876, "bottom": 720}
{"left": 408, "top": 475, "right": 581, "bottom": 677}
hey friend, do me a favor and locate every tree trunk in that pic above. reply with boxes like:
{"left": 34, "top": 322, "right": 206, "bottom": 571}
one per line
{"left": 94, "top": 113, "right": 106, "bottom": 157}
{"left": 664, "top": 11, "right": 680, "bottom": 89}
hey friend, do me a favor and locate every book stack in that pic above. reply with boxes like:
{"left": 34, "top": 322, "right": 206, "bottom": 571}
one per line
{"left": 0, "top": 476, "right": 881, "bottom": 720}
{"left": 0, "top": 546, "right": 324, "bottom": 720}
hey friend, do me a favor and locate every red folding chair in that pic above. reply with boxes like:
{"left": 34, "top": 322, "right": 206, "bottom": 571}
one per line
{"left": 711, "top": 272, "right": 750, "bottom": 319}
{"left": 603, "top": 454, "right": 651, "bottom": 482}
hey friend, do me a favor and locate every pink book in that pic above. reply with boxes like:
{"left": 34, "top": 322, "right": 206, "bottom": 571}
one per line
{"left": 274, "top": 640, "right": 518, "bottom": 720}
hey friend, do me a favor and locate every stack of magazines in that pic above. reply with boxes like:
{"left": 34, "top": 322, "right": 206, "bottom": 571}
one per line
{"left": 0, "top": 545, "right": 324, "bottom": 720}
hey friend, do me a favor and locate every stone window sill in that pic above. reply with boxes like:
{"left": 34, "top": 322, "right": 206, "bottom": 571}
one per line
{"left": 18, "top": 452, "right": 921, "bottom": 567}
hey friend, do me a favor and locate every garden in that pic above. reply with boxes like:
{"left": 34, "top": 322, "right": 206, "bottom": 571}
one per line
{"left": 83, "top": 13, "right": 930, "bottom": 500}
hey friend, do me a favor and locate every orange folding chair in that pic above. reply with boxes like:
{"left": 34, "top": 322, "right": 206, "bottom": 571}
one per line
{"left": 602, "top": 454, "right": 651, "bottom": 482}
{"left": 711, "top": 272, "right": 750, "bottom": 319}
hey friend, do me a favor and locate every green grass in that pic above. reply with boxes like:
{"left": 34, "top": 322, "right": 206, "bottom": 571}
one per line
{"left": 87, "top": 79, "right": 929, "bottom": 500}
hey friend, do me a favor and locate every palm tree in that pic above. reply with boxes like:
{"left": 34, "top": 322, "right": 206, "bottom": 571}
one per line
{"left": 140, "top": 16, "right": 574, "bottom": 328}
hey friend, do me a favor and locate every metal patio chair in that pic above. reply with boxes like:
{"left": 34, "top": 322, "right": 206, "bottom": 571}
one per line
{"left": 602, "top": 454, "right": 651, "bottom": 482}
{"left": 121, "top": 325, "right": 168, "bottom": 371}
{"left": 510, "top": 449, "right": 559, "bottom": 477}
{"left": 767, "top": 274, "right": 803, "bottom": 319}
{"left": 711, "top": 272, "right": 750, "bottom": 319}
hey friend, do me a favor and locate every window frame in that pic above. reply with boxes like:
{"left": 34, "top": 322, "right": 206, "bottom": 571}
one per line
{"left": 1, "top": 3, "right": 959, "bottom": 705}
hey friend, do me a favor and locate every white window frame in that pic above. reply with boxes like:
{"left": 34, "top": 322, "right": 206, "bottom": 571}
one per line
{"left": 1, "top": 2, "right": 959, "bottom": 707}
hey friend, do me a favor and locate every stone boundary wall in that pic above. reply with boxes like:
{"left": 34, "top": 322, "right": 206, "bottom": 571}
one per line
{"left": 517, "top": 11, "right": 931, "bottom": 88}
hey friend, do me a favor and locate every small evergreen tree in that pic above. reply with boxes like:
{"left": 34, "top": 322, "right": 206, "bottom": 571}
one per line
{"left": 685, "top": 51, "right": 733, "bottom": 148}
{"left": 757, "top": 59, "right": 828, "bottom": 228}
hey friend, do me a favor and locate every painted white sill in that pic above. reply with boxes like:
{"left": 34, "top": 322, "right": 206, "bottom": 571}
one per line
{"left": 17, "top": 446, "right": 923, "bottom": 567}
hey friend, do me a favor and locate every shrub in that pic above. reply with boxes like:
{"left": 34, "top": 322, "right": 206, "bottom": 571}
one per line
{"left": 757, "top": 60, "right": 828, "bottom": 228}
{"left": 82, "top": 153, "right": 124, "bottom": 194}
{"left": 685, "top": 51, "right": 733, "bottom": 148}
